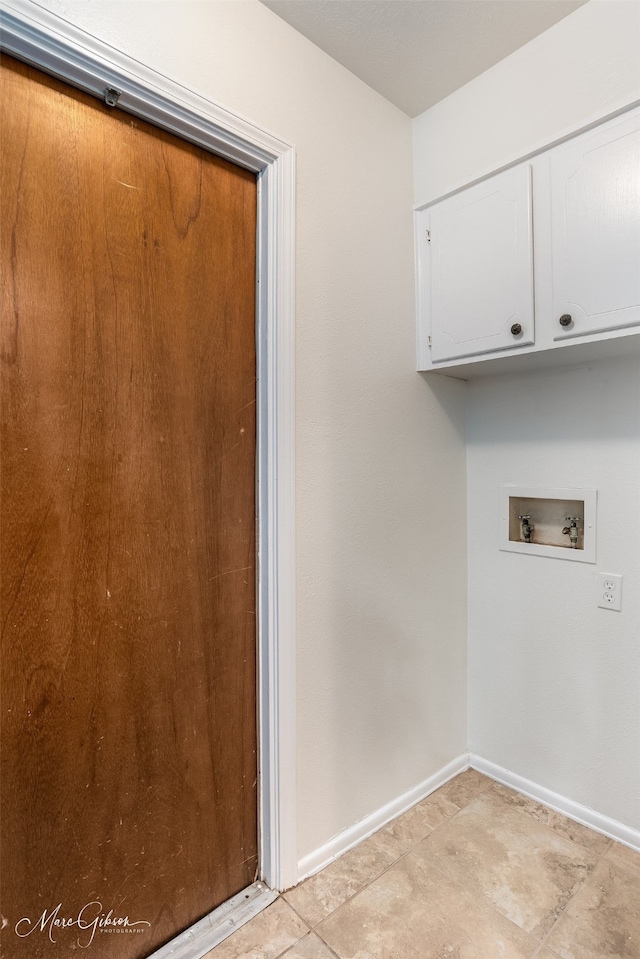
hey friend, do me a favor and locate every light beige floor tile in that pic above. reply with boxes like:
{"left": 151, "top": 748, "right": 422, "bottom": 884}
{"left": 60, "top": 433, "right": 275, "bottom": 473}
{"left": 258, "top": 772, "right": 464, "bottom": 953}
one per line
{"left": 376, "top": 800, "right": 437, "bottom": 852}
{"left": 545, "top": 855, "right": 640, "bottom": 959}
{"left": 532, "top": 950, "right": 563, "bottom": 959}
{"left": 316, "top": 850, "right": 539, "bottom": 959}
{"left": 280, "top": 932, "right": 339, "bottom": 958}
{"left": 203, "top": 899, "right": 309, "bottom": 959}
{"left": 605, "top": 840, "right": 640, "bottom": 876}
{"left": 489, "top": 783, "right": 612, "bottom": 856}
{"left": 433, "top": 768, "right": 494, "bottom": 809}
{"left": 416, "top": 784, "right": 462, "bottom": 827}
{"left": 419, "top": 789, "right": 598, "bottom": 938}
{"left": 283, "top": 828, "right": 402, "bottom": 927}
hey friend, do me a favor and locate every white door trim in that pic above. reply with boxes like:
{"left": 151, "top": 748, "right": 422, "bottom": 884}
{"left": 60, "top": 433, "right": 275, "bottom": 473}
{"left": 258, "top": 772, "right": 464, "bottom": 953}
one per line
{"left": 0, "top": 0, "right": 298, "bottom": 895}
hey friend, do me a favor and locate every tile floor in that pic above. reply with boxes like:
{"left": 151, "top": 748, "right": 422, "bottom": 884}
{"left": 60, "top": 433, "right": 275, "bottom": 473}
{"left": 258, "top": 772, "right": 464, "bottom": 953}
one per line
{"left": 205, "top": 770, "right": 640, "bottom": 959}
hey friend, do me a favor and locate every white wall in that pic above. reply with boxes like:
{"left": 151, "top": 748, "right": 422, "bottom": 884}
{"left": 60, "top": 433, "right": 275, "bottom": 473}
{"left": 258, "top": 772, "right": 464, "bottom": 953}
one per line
{"left": 413, "top": 0, "right": 640, "bottom": 206}
{"left": 467, "top": 360, "right": 640, "bottom": 831}
{"left": 414, "top": 0, "right": 640, "bottom": 831}
{"left": 34, "top": 0, "right": 468, "bottom": 866}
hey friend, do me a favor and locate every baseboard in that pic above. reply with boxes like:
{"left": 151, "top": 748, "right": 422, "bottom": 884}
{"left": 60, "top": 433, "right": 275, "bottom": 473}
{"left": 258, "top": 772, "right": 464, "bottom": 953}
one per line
{"left": 296, "top": 753, "right": 469, "bottom": 882}
{"left": 297, "top": 751, "right": 639, "bottom": 888}
{"left": 147, "top": 882, "right": 278, "bottom": 959}
{"left": 469, "top": 754, "right": 640, "bottom": 853}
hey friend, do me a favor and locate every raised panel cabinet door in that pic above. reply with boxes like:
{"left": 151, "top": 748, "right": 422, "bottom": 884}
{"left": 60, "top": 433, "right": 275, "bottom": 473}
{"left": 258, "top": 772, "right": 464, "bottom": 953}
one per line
{"left": 1, "top": 57, "right": 257, "bottom": 959}
{"left": 550, "top": 108, "right": 640, "bottom": 340}
{"left": 429, "top": 164, "right": 534, "bottom": 362}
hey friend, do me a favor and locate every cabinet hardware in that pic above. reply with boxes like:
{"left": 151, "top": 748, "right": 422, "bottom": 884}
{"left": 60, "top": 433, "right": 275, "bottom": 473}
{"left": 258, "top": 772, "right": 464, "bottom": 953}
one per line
{"left": 417, "top": 108, "right": 640, "bottom": 373}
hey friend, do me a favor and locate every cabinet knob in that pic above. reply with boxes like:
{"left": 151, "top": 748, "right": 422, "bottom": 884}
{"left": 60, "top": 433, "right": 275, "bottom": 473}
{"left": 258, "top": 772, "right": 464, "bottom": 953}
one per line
{"left": 510, "top": 323, "right": 522, "bottom": 336}
{"left": 559, "top": 314, "right": 573, "bottom": 327}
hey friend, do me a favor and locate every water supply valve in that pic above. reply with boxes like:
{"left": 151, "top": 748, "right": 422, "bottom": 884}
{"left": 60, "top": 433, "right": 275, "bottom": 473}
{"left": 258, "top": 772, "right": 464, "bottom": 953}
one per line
{"left": 562, "top": 516, "right": 581, "bottom": 548}
{"left": 518, "top": 514, "right": 534, "bottom": 544}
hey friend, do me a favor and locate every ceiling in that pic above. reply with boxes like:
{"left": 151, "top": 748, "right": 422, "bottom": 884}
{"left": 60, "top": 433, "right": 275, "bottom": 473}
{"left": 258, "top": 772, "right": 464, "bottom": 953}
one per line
{"left": 260, "top": 0, "right": 588, "bottom": 117}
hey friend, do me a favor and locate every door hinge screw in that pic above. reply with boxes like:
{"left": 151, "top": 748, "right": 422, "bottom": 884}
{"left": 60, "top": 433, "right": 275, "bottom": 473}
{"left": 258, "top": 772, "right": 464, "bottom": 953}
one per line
{"left": 426, "top": 229, "right": 431, "bottom": 243}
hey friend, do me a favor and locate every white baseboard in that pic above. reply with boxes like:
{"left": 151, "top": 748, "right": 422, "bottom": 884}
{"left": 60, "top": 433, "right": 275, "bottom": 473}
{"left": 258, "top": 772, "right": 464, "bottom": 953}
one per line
{"left": 147, "top": 882, "right": 278, "bottom": 959}
{"left": 296, "top": 753, "right": 469, "bottom": 882}
{"left": 296, "top": 751, "right": 639, "bottom": 888}
{"left": 469, "top": 754, "right": 640, "bottom": 853}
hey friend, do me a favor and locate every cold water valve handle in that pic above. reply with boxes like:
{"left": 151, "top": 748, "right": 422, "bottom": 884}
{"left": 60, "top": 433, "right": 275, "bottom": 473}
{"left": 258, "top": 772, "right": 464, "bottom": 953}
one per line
{"left": 519, "top": 515, "right": 534, "bottom": 544}
{"left": 562, "top": 517, "right": 581, "bottom": 548}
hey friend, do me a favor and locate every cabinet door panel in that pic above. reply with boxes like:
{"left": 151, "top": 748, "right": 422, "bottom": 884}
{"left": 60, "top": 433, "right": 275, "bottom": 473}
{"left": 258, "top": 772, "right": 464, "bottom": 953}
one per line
{"left": 551, "top": 111, "right": 640, "bottom": 340}
{"left": 430, "top": 165, "right": 534, "bottom": 362}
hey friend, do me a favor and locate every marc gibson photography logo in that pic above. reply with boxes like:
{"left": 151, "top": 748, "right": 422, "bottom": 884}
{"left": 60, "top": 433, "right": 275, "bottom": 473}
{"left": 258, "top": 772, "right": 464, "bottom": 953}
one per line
{"left": 14, "top": 901, "right": 152, "bottom": 948}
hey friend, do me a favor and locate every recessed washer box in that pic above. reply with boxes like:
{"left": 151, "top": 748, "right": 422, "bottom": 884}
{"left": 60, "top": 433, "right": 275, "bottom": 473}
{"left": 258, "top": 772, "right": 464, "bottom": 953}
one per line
{"left": 500, "top": 486, "right": 597, "bottom": 563}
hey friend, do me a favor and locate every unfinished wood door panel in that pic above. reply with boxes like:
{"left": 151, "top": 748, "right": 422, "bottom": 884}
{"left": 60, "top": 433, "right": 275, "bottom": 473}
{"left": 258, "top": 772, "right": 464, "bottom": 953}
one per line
{"left": 1, "top": 56, "right": 257, "bottom": 958}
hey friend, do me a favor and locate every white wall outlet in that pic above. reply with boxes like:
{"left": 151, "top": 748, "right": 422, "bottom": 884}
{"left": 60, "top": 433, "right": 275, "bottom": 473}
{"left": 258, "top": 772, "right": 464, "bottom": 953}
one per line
{"left": 597, "top": 573, "right": 623, "bottom": 611}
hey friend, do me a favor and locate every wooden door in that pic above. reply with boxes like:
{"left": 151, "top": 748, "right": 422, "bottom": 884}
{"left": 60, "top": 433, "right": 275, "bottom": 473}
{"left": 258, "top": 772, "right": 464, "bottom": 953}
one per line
{"left": 428, "top": 164, "right": 534, "bottom": 362}
{"left": 1, "top": 56, "right": 258, "bottom": 958}
{"left": 549, "top": 108, "right": 640, "bottom": 341}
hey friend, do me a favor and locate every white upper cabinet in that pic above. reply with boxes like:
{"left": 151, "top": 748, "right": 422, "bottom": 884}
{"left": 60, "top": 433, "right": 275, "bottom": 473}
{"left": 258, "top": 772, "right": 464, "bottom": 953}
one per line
{"left": 549, "top": 112, "right": 640, "bottom": 341}
{"left": 416, "top": 105, "right": 640, "bottom": 376}
{"left": 428, "top": 165, "right": 534, "bottom": 362}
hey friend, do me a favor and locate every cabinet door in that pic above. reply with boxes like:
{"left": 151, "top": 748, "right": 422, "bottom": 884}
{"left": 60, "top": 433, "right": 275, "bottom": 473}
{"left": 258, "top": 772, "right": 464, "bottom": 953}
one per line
{"left": 429, "top": 164, "right": 534, "bottom": 362}
{"left": 550, "top": 110, "right": 640, "bottom": 340}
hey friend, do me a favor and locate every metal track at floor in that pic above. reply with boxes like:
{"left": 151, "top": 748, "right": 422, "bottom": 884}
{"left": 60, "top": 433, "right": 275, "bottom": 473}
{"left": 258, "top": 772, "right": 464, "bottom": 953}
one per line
{"left": 147, "top": 881, "right": 279, "bottom": 959}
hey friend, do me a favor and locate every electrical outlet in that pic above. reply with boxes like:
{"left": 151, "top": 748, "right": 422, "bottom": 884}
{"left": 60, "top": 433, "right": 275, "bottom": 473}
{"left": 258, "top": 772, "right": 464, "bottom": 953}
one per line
{"left": 597, "top": 573, "right": 623, "bottom": 611}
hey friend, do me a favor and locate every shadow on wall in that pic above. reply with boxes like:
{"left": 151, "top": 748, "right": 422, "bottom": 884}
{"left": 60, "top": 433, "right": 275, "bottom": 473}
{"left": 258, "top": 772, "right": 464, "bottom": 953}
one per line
{"left": 315, "top": 367, "right": 468, "bottom": 837}
{"left": 327, "top": 594, "right": 438, "bottom": 822}
{"left": 465, "top": 355, "right": 640, "bottom": 446}
{"left": 418, "top": 370, "right": 467, "bottom": 445}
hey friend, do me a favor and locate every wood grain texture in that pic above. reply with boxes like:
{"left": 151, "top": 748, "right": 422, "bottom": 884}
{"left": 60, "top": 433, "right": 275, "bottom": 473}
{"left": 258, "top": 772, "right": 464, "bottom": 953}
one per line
{"left": 1, "top": 56, "right": 257, "bottom": 958}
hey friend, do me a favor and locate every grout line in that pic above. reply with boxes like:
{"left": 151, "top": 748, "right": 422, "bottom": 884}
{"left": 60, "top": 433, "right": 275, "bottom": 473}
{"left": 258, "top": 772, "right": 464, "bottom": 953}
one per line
{"left": 401, "top": 775, "right": 611, "bottom": 955}
{"left": 295, "top": 836, "right": 426, "bottom": 932}
{"left": 286, "top": 771, "right": 630, "bottom": 959}
{"left": 420, "top": 778, "right": 616, "bottom": 957}
{"left": 370, "top": 842, "right": 543, "bottom": 957}
{"left": 219, "top": 773, "right": 635, "bottom": 959}
{"left": 275, "top": 903, "right": 342, "bottom": 959}
{"left": 308, "top": 931, "right": 343, "bottom": 959}
{"left": 268, "top": 902, "right": 312, "bottom": 959}
{"left": 530, "top": 833, "right": 615, "bottom": 956}
{"left": 276, "top": 928, "right": 341, "bottom": 959}
{"left": 296, "top": 756, "right": 469, "bottom": 884}
{"left": 531, "top": 942, "right": 564, "bottom": 959}
{"left": 292, "top": 849, "right": 403, "bottom": 931}
{"left": 281, "top": 896, "right": 315, "bottom": 931}
{"left": 296, "top": 770, "right": 617, "bottom": 952}
{"left": 483, "top": 778, "right": 616, "bottom": 951}
{"left": 486, "top": 780, "right": 615, "bottom": 860}
{"left": 311, "top": 786, "right": 494, "bottom": 938}
{"left": 291, "top": 773, "right": 496, "bottom": 935}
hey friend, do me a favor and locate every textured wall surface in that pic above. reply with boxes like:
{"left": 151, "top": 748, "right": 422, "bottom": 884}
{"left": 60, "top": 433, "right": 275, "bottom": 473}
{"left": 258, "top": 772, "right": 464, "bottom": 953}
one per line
{"left": 467, "top": 360, "right": 640, "bottom": 830}
{"left": 33, "top": 0, "right": 469, "bottom": 864}
{"left": 413, "top": 0, "right": 640, "bottom": 830}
